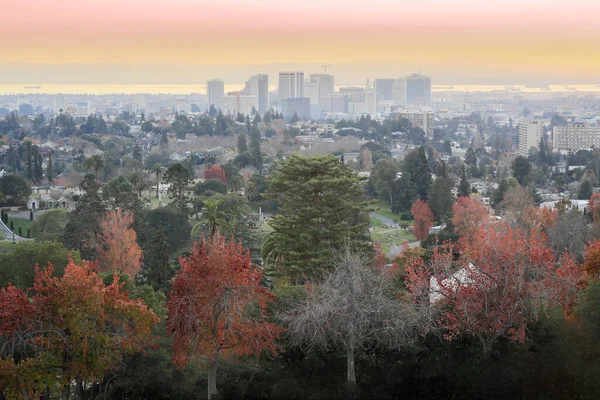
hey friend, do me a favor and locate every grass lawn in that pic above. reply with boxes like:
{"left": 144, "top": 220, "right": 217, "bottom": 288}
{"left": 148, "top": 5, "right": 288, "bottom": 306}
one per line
{"left": 371, "top": 228, "right": 416, "bottom": 255}
{"left": 372, "top": 200, "right": 398, "bottom": 222}
{"left": 5, "top": 218, "right": 34, "bottom": 238}
{"left": 0, "top": 241, "right": 18, "bottom": 254}
{"left": 370, "top": 217, "right": 384, "bottom": 228}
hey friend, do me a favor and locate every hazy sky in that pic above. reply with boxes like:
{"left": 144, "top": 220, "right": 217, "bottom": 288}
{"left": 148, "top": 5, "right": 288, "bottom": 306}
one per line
{"left": 2, "top": 0, "right": 599, "bottom": 84}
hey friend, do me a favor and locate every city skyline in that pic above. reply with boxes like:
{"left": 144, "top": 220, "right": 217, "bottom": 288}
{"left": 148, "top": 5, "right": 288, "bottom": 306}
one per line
{"left": 2, "top": 0, "right": 600, "bottom": 85}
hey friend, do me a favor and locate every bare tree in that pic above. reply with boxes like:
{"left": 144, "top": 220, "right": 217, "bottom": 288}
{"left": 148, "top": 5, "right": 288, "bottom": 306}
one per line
{"left": 282, "top": 249, "right": 429, "bottom": 385}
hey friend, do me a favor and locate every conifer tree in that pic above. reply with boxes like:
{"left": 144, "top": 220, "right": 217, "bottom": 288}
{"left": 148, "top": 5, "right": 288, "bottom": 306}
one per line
{"left": 458, "top": 165, "right": 471, "bottom": 197}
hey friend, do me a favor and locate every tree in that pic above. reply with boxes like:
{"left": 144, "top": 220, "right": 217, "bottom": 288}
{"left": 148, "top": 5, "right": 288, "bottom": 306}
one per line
{"left": 411, "top": 200, "right": 434, "bottom": 241}
{"left": 83, "top": 154, "right": 105, "bottom": 179}
{"left": 428, "top": 172, "right": 455, "bottom": 223}
{"left": 264, "top": 155, "right": 372, "bottom": 282}
{"left": 25, "top": 140, "right": 32, "bottom": 180}
{"left": 150, "top": 163, "right": 164, "bottom": 199}
{"left": 167, "top": 234, "right": 284, "bottom": 399}
{"left": 63, "top": 174, "right": 107, "bottom": 259}
{"left": 391, "top": 172, "right": 418, "bottom": 214}
{"left": 584, "top": 240, "right": 600, "bottom": 277}
{"left": 458, "top": 165, "right": 470, "bottom": 197}
{"left": 249, "top": 126, "right": 263, "bottom": 170}
{"left": 548, "top": 209, "right": 598, "bottom": 261}
{"left": 512, "top": 155, "right": 532, "bottom": 186}
{"left": 589, "top": 192, "right": 600, "bottom": 225}
{"left": 406, "top": 223, "right": 582, "bottom": 356}
{"left": 143, "top": 227, "right": 173, "bottom": 293}
{"left": 0, "top": 258, "right": 159, "bottom": 399}
{"left": 0, "top": 241, "right": 81, "bottom": 289}
{"left": 359, "top": 147, "right": 373, "bottom": 171}
{"left": 578, "top": 180, "right": 593, "bottom": 200}
{"left": 91, "top": 209, "right": 143, "bottom": 277}
{"left": 132, "top": 143, "right": 143, "bottom": 162}
{"left": 465, "top": 147, "right": 477, "bottom": 166}
{"left": 137, "top": 207, "right": 191, "bottom": 254}
{"left": 163, "top": 163, "right": 193, "bottom": 213}
{"left": 46, "top": 151, "right": 54, "bottom": 183}
{"left": 402, "top": 147, "right": 432, "bottom": 200}
{"left": 204, "top": 164, "right": 228, "bottom": 184}
{"left": 196, "top": 179, "right": 228, "bottom": 196}
{"left": 493, "top": 179, "right": 509, "bottom": 205}
{"left": 453, "top": 196, "right": 489, "bottom": 241}
{"left": 191, "top": 199, "right": 231, "bottom": 238}
{"left": 237, "top": 132, "right": 248, "bottom": 153}
{"left": 0, "top": 175, "right": 31, "bottom": 203}
{"left": 500, "top": 186, "right": 534, "bottom": 226}
{"left": 371, "top": 158, "right": 400, "bottom": 205}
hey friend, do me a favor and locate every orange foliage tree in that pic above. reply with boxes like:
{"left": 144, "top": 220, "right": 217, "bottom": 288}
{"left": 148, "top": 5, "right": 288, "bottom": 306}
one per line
{"left": 405, "top": 223, "right": 583, "bottom": 355}
{"left": 584, "top": 239, "right": 600, "bottom": 277}
{"left": 411, "top": 199, "right": 434, "bottom": 241}
{"left": 93, "top": 209, "right": 143, "bottom": 277}
{"left": 521, "top": 206, "right": 558, "bottom": 232}
{"left": 452, "top": 196, "right": 489, "bottom": 241}
{"left": 204, "top": 164, "right": 228, "bottom": 184}
{"left": 167, "top": 234, "right": 284, "bottom": 399}
{"left": 0, "top": 258, "right": 158, "bottom": 399}
{"left": 589, "top": 193, "right": 600, "bottom": 225}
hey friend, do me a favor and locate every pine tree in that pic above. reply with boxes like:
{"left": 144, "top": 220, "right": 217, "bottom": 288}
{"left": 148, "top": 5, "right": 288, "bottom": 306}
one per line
{"left": 26, "top": 141, "right": 33, "bottom": 180}
{"left": 402, "top": 146, "right": 432, "bottom": 201}
{"left": 458, "top": 165, "right": 471, "bottom": 197}
{"left": 144, "top": 227, "right": 172, "bottom": 292}
{"left": 46, "top": 152, "right": 54, "bottom": 183}
{"left": 263, "top": 155, "right": 372, "bottom": 282}
{"left": 132, "top": 144, "right": 143, "bottom": 162}
{"left": 428, "top": 163, "right": 455, "bottom": 223}
{"left": 249, "top": 126, "right": 263, "bottom": 171}
{"left": 238, "top": 132, "right": 248, "bottom": 153}
{"left": 35, "top": 154, "right": 44, "bottom": 183}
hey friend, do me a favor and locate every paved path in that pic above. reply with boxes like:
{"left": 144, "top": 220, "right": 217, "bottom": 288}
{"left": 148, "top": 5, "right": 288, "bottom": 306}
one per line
{"left": 370, "top": 212, "right": 399, "bottom": 228}
{"left": 0, "top": 218, "right": 30, "bottom": 242}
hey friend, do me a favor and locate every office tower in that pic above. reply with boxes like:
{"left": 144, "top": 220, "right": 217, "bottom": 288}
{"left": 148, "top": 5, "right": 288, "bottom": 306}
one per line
{"left": 553, "top": 123, "right": 600, "bottom": 151}
{"left": 519, "top": 121, "right": 543, "bottom": 156}
{"left": 394, "top": 111, "right": 435, "bottom": 139}
{"left": 363, "top": 90, "right": 377, "bottom": 113}
{"left": 221, "top": 91, "right": 258, "bottom": 116}
{"left": 304, "top": 81, "right": 320, "bottom": 105}
{"left": 404, "top": 74, "right": 432, "bottom": 103}
{"left": 309, "top": 74, "right": 335, "bottom": 104}
{"left": 392, "top": 78, "right": 404, "bottom": 103}
{"left": 278, "top": 72, "right": 304, "bottom": 100}
{"left": 244, "top": 74, "right": 269, "bottom": 114}
{"left": 282, "top": 98, "right": 310, "bottom": 119}
{"left": 207, "top": 79, "right": 225, "bottom": 111}
{"left": 374, "top": 79, "right": 396, "bottom": 101}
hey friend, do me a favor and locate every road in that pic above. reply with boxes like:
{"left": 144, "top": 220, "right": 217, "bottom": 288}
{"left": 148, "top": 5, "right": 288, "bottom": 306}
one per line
{"left": 0, "top": 218, "right": 30, "bottom": 242}
{"left": 370, "top": 212, "right": 420, "bottom": 248}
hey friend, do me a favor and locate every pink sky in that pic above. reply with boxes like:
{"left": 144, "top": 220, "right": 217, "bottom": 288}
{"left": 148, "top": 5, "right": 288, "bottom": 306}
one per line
{"left": 1, "top": 0, "right": 599, "bottom": 83}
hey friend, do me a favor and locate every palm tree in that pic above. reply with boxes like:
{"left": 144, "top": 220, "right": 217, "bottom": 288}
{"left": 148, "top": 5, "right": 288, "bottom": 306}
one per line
{"left": 191, "top": 199, "right": 232, "bottom": 238}
{"left": 83, "top": 155, "right": 104, "bottom": 179}
{"left": 246, "top": 181, "right": 258, "bottom": 202}
{"left": 228, "top": 173, "right": 244, "bottom": 193}
{"left": 261, "top": 231, "right": 287, "bottom": 273}
{"left": 150, "top": 163, "right": 164, "bottom": 199}
{"left": 129, "top": 172, "right": 150, "bottom": 196}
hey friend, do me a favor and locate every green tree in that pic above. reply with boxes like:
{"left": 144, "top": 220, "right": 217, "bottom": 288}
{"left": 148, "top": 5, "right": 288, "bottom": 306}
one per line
{"left": 46, "top": 151, "right": 54, "bottom": 183}
{"left": 83, "top": 154, "right": 105, "bottom": 179}
{"left": 428, "top": 165, "right": 455, "bottom": 223}
{"left": 512, "top": 155, "right": 532, "bottom": 186}
{"left": 150, "top": 163, "right": 164, "bottom": 199}
{"left": 391, "top": 172, "right": 418, "bottom": 214}
{"left": 402, "top": 147, "right": 432, "bottom": 201}
{"left": 493, "top": 179, "right": 509, "bottom": 206}
{"left": 249, "top": 126, "right": 263, "bottom": 170}
{"left": 163, "top": 163, "right": 193, "bottom": 213}
{"left": 458, "top": 165, "right": 471, "bottom": 197}
{"left": 63, "top": 174, "right": 106, "bottom": 259}
{"left": 30, "top": 209, "right": 69, "bottom": 242}
{"left": 578, "top": 180, "right": 593, "bottom": 200}
{"left": 238, "top": 132, "right": 248, "bottom": 153}
{"left": 133, "top": 143, "right": 143, "bottom": 162}
{"left": 191, "top": 199, "right": 232, "bottom": 238}
{"left": 264, "top": 155, "right": 372, "bottom": 282}
{"left": 143, "top": 227, "right": 173, "bottom": 293}
{"left": 370, "top": 158, "right": 400, "bottom": 205}
{"left": 0, "top": 241, "right": 81, "bottom": 288}
{"left": 465, "top": 147, "right": 477, "bottom": 166}
{"left": 0, "top": 174, "right": 32, "bottom": 203}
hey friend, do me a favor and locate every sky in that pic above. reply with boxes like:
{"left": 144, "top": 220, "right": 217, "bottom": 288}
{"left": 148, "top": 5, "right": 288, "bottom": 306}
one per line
{"left": 2, "top": 0, "right": 600, "bottom": 84}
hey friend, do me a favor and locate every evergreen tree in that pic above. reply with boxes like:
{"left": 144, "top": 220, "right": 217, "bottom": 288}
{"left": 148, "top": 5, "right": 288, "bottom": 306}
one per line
{"left": 26, "top": 141, "right": 32, "bottom": 180}
{"left": 35, "top": 154, "right": 43, "bottom": 183}
{"left": 578, "top": 180, "right": 593, "bottom": 200}
{"left": 428, "top": 162, "right": 455, "bottom": 223}
{"left": 163, "top": 163, "right": 193, "bottom": 214}
{"left": 402, "top": 146, "right": 432, "bottom": 201}
{"left": 512, "top": 155, "right": 532, "bottom": 186}
{"left": 63, "top": 174, "right": 107, "bottom": 260}
{"left": 465, "top": 147, "right": 477, "bottom": 166}
{"left": 143, "top": 227, "right": 172, "bottom": 293}
{"left": 238, "top": 132, "right": 248, "bottom": 153}
{"left": 263, "top": 155, "right": 372, "bottom": 282}
{"left": 458, "top": 165, "right": 471, "bottom": 197}
{"left": 46, "top": 152, "right": 53, "bottom": 183}
{"left": 493, "top": 179, "right": 509, "bottom": 205}
{"left": 391, "top": 172, "right": 418, "bottom": 214}
{"left": 132, "top": 144, "right": 143, "bottom": 162}
{"left": 29, "top": 210, "right": 33, "bottom": 221}
{"left": 249, "top": 126, "right": 263, "bottom": 170}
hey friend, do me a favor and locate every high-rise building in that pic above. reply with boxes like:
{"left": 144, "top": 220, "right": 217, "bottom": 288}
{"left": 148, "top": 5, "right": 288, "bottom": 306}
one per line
{"left": 244, "top": 74, "right": 269, "bottom": 114}
{"left": 519, "top": 121, "right": 543, "bottom": 156}
{"left": 207, "top": 79, "right": 225, "bottom": 111}
{"left": 221, "top": 92, "right": 258, "bottom": 116}
{"left": 374, "top": 79, "right": 396, "bottom": 102}
{"left": 278, "top": 72, "right": 304, "bottom": 100}
{"left": 553, "top": 123, "right": 600, "bottom": 151}
{"left": 393, "top": 111, "right": 435, "bottom": 139}
{"left": 404, "top": 74, "right": 432, "bottom": 103}
{"left": 308, "top": 74, "right": 335, "bottom": 104}
{"left": 281, "top": 97, "right": 310, "bottom": 119}
{"left": 392, "top": 79, "right": 404, "bottom": 103}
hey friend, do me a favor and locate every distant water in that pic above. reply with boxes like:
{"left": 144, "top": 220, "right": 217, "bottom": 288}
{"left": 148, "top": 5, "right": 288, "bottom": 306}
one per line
{"left": 0, "top": 83, "right": 599, "bottom": 95}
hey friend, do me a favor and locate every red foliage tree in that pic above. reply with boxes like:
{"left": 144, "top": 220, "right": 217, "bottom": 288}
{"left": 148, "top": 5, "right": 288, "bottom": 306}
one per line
{"left": 92, "top": 209, "right": 143, "bottom": 277}
{"left": 521, "top": 205, "right": 558, "bottom": 232}
{"left": 411, "top": 199, "right": 434, "bottom": 241}
{"left": 589, "top": 193, "right": 600, "bottom": 225}
{"left": 204, "top": 164, "right": 228, "bottom": 184}
{"left": 452, "top": 196, "right": 489, "bottom": 241}
{"left": 405, "top": 223, "right": 583, "bottom": 355}
{"left": 0, "top": 258, "right": 158, "bottom": 398}
{"left": 167, "top": 234, "right": 284, "bottom": 399}
{"left": 584, "top": 239, "right": 600, "bottom": 277}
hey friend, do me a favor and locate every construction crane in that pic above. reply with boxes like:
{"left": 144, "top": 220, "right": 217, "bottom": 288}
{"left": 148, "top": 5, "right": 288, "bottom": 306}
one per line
{"left": 416, "top": 69, "right": 425, "bottom": 75}
{"left": 322, "top": 63, "right": 331, "bottom": 74}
